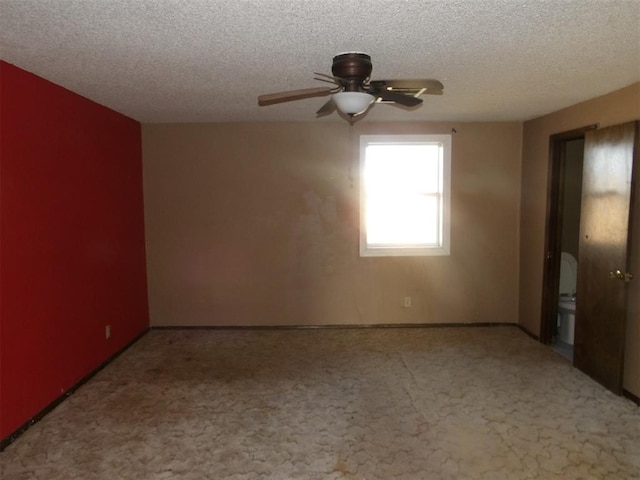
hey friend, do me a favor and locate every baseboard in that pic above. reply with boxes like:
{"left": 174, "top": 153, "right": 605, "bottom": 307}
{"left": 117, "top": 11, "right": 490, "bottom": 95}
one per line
{"left": 0, "top": 327, "right": 150, "bottom": 452}
{"left": 623, "top": 389, "right": 640, "bottom": 406}
{"left": 152, "top": 322, "right": 520, "bottom": 330}
{"left": 516, "top": 324, "right": 540, "bottom": 340}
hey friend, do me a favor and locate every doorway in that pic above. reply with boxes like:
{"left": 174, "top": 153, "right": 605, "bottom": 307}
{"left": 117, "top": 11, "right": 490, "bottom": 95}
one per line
{"left": 554, "top": 138, "right": 584, "bottom": 361}
{"left": 540, "top": 126, "right": 595, "bottom": 350}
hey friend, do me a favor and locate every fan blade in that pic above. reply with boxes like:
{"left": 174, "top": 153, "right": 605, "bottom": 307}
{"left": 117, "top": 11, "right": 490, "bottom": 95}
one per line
{"left": 370, "top": 79, "right": 444, "bottom": 95}
{"left": 316, "top": 99, "right": 336, "bottom": 117}
{"left": 258, "top": 87, "right": 332, "bottom": 106}
{"left": 373, "top": 89, "right": 423, "bottom": 107}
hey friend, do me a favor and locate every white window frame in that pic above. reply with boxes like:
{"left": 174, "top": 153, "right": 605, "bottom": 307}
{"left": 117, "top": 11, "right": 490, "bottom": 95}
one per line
{"left": 359, "top": 134, "right": 451, "bottom": 257}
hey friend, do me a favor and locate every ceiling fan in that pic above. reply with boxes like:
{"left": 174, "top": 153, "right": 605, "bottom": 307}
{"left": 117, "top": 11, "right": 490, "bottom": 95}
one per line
{"left": 258, "top": 52, "right": 444, "bottom": 120}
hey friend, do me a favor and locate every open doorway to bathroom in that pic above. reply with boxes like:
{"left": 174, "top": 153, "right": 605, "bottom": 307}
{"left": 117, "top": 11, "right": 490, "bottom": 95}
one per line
{"left": 540, "top": 125, "right": 597, "bottom": 361}
{"left": 554, "top": 138, "right": 583, "bottom": 361}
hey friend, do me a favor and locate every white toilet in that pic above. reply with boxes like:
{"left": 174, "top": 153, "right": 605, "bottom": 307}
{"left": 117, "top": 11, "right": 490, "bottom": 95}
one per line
{"left": 558, "top": 252, "right": 578, "bottom": 345}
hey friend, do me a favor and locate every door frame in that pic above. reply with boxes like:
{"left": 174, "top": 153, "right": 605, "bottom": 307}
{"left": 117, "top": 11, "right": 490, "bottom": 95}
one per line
{"left": 540, "top": 124, "right": 597, "bottom": 345}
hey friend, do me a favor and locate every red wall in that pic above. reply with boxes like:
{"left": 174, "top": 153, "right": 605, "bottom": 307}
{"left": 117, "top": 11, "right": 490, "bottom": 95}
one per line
{"left": 0, "top": 61, "right": 149, "bottom": 439}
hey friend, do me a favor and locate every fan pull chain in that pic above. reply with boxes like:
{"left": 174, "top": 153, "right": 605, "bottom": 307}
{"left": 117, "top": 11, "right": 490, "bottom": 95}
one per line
{"left": 348, "top": 122, "right": 355, "bottom": 188}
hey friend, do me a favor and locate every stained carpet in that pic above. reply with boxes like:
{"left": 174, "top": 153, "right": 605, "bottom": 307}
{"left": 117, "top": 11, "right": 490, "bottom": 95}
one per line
{"left": 1, "top": 326, "right": 639, "bottom": 479}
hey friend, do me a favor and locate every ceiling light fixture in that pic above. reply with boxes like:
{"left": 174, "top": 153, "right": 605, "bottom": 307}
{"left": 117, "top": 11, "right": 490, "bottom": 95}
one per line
{"left": 332, "top": 91, "right": 375, "bottom": 117}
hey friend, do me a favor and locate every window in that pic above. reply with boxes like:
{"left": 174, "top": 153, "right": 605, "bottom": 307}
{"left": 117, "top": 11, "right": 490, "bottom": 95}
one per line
{"left": 360, "top": 134, "right": 451, "bottom": 257}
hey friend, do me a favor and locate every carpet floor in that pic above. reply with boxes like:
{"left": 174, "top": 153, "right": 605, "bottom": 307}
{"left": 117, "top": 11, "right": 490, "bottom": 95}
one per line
{"left": 1, "top": 326, "right": 639, "bottom": 479}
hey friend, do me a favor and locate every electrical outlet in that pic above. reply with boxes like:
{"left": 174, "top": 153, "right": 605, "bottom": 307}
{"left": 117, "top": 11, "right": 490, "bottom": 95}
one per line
{"left": 105, "top": 325, "right": 111, "bottom": 339}
{"left": 403, "top": 296, "right": 412, "bottom": 308}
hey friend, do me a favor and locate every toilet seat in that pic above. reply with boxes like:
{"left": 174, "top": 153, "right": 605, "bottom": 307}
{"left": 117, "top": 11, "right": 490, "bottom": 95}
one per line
{"left": 559, "top": 252, "right": 578, "bottom": 296}
{"left": 558, "top": 299, "right": 576, "bottom": 314}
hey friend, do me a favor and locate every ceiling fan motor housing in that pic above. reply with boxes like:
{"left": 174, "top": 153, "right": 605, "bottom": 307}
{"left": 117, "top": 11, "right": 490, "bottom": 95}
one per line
{"left": 332, "top": 53, "right": 372, "bottom": 91}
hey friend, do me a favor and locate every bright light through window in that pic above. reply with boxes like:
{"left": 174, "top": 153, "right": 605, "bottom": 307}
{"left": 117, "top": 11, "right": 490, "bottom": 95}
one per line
{"left": 360, "top": 135, "right": 451, "bottom": 257}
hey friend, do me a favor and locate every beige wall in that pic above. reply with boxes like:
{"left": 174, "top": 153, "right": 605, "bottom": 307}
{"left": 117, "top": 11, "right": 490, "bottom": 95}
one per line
{"left": 519, "top": 82, "right": 640, "bottom": 396}
{"left": 143, "top": 121, "right": 522, "bottom": 327}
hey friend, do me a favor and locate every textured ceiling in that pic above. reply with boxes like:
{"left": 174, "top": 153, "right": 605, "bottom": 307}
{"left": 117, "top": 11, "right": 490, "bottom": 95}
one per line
{"left": 1, "top": 0, "right": 639, "bottom": 123}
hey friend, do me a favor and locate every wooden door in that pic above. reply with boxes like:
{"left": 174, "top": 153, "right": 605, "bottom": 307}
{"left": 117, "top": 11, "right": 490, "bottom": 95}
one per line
{"left": 574, "top": 121, "right": 638, "bottom": 394}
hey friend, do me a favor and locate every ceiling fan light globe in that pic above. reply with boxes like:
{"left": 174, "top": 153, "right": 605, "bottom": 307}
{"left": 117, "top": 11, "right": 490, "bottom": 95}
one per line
{"left": 332, "top": 92, "right": 374, "bottom": 116}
